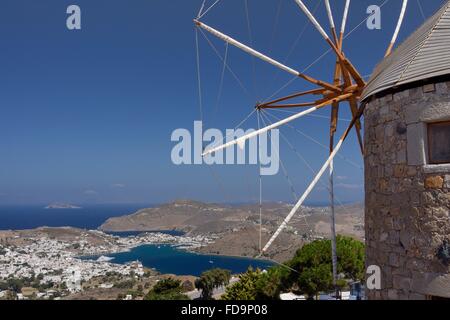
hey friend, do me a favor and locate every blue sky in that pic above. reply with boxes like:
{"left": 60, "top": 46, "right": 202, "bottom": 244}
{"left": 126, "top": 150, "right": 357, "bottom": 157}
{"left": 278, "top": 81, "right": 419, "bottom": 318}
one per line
{"left": 0, "top": 0, "right": 445, "bottom": 205}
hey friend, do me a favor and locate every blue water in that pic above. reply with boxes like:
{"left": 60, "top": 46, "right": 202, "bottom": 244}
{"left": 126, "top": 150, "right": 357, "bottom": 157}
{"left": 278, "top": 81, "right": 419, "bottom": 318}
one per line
{"left": 0, "top": 205, "right": 148, "bottom": 230}
{"left": 83, "top": 244, "right": 274, "bottom": 276}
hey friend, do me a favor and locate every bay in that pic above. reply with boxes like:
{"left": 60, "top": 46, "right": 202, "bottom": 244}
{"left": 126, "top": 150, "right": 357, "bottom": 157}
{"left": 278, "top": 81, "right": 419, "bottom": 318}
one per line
{"left": 83, "top": 244, "right": 274, "bottom": 276}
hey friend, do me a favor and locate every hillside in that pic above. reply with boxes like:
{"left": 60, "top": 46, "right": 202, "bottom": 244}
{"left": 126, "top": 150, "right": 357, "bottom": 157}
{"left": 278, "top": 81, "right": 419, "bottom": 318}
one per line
{"left": 100, "top": 200, "right": 364, "bottom": 261}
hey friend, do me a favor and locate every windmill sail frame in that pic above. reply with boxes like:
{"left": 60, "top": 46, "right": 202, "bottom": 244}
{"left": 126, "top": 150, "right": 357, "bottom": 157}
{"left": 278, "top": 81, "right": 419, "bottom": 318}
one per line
{"left": 193, "top": 0, "right": 411, "bottom": 296}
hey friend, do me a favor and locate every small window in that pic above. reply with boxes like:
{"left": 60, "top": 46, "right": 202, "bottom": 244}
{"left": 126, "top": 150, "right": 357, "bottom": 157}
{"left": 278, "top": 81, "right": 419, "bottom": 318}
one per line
{"left": 428, "top": 121, "right": 450, "bottom": 164}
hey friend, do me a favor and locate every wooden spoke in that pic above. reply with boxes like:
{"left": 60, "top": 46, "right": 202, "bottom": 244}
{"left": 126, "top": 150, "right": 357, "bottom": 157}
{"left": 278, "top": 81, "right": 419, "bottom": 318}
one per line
{"left": 259, "top": 101, "right": 319, "bottom": 109}
{"left": 330, "top": 102, "right": 340, "bottom": 138}
{"left": 315, "top": 93, "right": 354, "bottom": 109}
{"left": 348, "top": 97, "right": 365, "bottom": 154}
{"left": 298, "top": 73, "right": 341, "bottom": 93}
{"left": 259, "top": 88, "right": 326, "bottom": 108}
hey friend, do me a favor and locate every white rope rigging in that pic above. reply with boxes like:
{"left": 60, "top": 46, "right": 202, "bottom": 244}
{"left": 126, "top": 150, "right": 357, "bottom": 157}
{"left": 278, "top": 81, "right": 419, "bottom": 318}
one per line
{"left": 264, "top": 0, "right": 391, "bottom": 103}
{"left": 263, "top": 110, "right": 363, "bottom": 171}
{"left": 198, "top": 0, "right": 222, "bottom": 20}
{"left": 244, "top": 0, "right": 259, "bottom": 100}
{"left": 345, "top": 0, "right": 390, "bottom": 39}
{"left": 192, "top": 0, "right": 413, "bottom": 262}
{"left": 270, "top": 108, "right": 352, "bottom": 122}
{"left": 268, "top": 0, "right": 284, "bottom": 55}
{"left": 259, "top": 110, "right": 362, "bottom": 244}
{"left": 202, "top": 106, "right": 319, "bottom": 157}
{"left": 259, "top": 112, "right": 312, "bottom": 232}
{"left": 260, "top": 109, "right": 329, "bottom": 184}
{"left": 196, "top": 29, "right": 263, "bottom": 252}
{"left": 329, "top": 154, "right": 338, "bottom": 294}
{"left": 214, "top": 42, "right": 229, "bottom": 119}
{"left": 262, "top": 111, "right": 362, "bottom": 208}
{"left": 262, "top": 76, "right": 298, "bottom": 104}
{"left": 257, "top": 111, "right": 263, "bottom": 253}
{"left": 259, "top": 113, "right": 299, "bottom": 204}
{"left": 294, "top": 0, "right": 330, "bottom": 40}
{"left": 262, "top": 131, "right": 347, "bottom": 252}
{"left": 268, "top": 258, "right": 300, "bottom": 274}
{"left": 282, "top": 0, "right": 322, "bottom": 67}
{"left": 195, "top": 29, "right": 204, "bottom": 123}
{"left": 417, "top": 0, "right": 426, "bottom": 21}
{"left": 197, "top": 0, "right": 207, "bottom": 19}
{"left": 323, "top": 0, "right": 341, "bottom": 288}
{"left": 198, "top": 28, "right": 252, "bottom": 98}
{"left": 196, "top": 2, "right": 320, "bottom": 265}
{"left": 195, "top": 20, "right": 308, "bottom": 78}
{"left": 202, "top": 108, "right": 257, "bottom": 156}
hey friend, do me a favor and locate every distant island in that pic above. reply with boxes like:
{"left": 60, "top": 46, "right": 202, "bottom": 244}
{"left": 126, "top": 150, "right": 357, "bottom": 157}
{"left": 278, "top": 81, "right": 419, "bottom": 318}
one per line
{"left": 45, "top": 203, "right": 82, "bottom": 209}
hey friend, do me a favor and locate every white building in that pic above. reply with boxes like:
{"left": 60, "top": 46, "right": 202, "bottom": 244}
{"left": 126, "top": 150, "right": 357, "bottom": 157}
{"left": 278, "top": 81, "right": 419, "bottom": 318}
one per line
{"left": 66, "top": 267, "right": 82, "bottom": 292}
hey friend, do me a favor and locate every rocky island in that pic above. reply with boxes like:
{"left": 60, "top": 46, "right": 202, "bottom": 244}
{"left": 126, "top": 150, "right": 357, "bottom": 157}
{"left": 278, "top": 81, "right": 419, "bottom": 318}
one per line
{"left": 45, "top": 203, "right": 82, "bottom": 209}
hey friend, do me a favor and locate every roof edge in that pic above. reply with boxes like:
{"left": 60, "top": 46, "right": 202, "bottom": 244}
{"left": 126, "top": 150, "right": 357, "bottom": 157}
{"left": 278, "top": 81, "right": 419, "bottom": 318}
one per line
{"left": 361, "top": 74, "right": 450, "bottom": 104}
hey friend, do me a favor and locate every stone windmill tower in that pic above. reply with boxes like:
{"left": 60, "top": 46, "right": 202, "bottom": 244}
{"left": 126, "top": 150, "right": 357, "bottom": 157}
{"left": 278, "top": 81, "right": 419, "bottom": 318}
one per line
{"left": 361, "top": 2, "right": 450, "bottom": 300}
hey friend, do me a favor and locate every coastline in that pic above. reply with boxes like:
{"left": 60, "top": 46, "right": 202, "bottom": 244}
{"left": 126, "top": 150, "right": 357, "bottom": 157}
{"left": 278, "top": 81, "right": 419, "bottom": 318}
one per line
{"left": 80, "top": 241, "right": 274, "bottom": 266}
{"left": 86, "top": 246, "right": 274, "bottom": 278}
{"left": 0, "top": 226, "right": 275, "bottom": 264}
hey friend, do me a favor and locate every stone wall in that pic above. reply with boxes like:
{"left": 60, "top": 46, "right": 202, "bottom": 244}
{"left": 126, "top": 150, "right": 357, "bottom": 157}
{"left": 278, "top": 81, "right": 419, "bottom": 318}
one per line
{"left": 364, "top": 81, "right": 450, "bottom": 300}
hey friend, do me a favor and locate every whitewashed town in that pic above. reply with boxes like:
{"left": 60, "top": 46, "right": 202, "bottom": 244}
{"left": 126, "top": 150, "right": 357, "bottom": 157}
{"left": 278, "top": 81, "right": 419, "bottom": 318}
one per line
{"left": 0, "top": 229, "right": 215, "bottom": 300}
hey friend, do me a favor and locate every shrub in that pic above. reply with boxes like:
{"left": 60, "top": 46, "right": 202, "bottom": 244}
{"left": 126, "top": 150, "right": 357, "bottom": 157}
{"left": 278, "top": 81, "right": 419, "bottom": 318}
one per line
{"left": 144, "top": 278, "right": 190, "bottom": 301}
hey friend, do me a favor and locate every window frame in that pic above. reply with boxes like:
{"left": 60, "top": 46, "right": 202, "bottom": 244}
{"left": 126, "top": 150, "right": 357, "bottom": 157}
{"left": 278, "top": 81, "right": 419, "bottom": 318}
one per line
{"left": 427, "top": 120, "right": 450, "bottom": 165}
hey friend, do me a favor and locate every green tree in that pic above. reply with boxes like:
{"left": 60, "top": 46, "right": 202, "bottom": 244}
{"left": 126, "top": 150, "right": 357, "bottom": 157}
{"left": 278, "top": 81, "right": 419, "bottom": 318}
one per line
{"left": 289, "top": 236, "right": 365, "bottom": 297}
{"left": 222, "top": 268, "right": 261, "bottom": 300}
{"left": 7, "top": 278, "right": 24, "bottom": 293}
{"left": 254, "top": 267, "right": 289, "bottom": 300}
{"left": 114, "top": 279, "right": 136, "bottom": 289}
{"left": 181, "top": 280, "right": 194, "bottom": 292}
{"left": 297, "top": 263, "right": 333, "bottom": 297}
{"left": 145, "top": 278, "right": 190, "bottom": 301}
{"left": 195, "top": 268, "right": 231, "bottom": 300}
{"left": 0, "top": 281, "right": 8, "bottom": 291}
{"left": 206, "top": 237, "right": 365, "bottom": 301}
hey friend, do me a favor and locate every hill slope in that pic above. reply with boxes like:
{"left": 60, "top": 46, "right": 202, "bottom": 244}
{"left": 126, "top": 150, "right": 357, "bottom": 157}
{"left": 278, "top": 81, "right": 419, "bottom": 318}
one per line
{"left": 100, "top": 200, "right": 364, "bottom": 261}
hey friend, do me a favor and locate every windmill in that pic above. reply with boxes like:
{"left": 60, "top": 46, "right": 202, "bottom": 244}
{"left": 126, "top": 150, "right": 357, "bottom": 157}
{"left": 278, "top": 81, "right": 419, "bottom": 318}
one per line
{"left": 194, "top": 0, "right": 409, "bottom": 298}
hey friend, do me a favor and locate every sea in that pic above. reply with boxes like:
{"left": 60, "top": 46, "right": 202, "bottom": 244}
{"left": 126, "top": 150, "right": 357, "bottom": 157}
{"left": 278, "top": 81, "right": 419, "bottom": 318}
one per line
{"left": 82, "top": 245, "right": 274, "bottom": 276}
{"left": 0, "top": 204, "right": 144, "bottom": 230}
{"left": 0, "top": 205, "right": 274, "bottom": 275}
